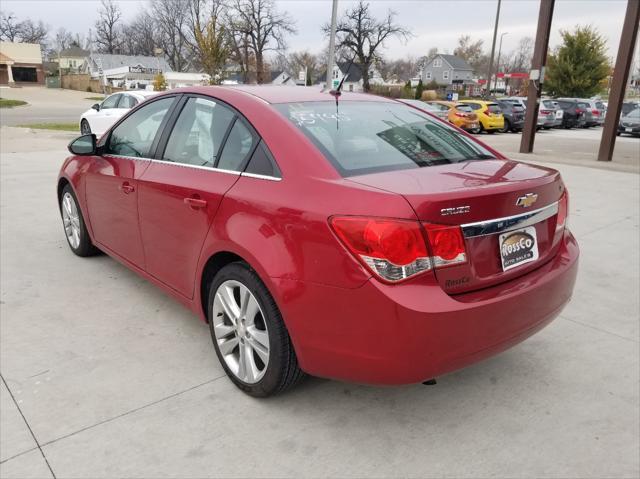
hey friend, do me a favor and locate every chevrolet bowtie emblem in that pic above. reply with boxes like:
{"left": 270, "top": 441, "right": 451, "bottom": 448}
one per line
{"left": 516, "top": 193, "right": 538, "bottom": 208}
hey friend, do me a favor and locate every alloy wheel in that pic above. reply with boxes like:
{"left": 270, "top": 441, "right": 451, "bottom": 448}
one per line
{"left": 211, "top": 280, "right": 270, "bottom": 384}
{"left": 80, "top": 120, "right": 91, "bottom": 135}
{"left": 61, "top": 192, "right": 81, "bottom": 249}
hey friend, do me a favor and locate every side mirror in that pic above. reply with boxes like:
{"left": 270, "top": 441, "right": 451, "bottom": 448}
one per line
{"left": 92, "top": 103, "right": 100, "bottom": 111}
{"left": 68, "top": 134, "right": 97, "bottom": 156}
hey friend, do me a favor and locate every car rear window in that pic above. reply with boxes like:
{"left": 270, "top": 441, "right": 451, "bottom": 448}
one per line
{"left": 455, "top": 104, "right": 473, "bottom": 112}
{"left": 274, "top": 101, "right": 495, "bottom": 177}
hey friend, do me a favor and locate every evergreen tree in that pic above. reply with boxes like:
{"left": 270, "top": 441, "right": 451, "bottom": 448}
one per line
{"left": 545, "top": 26, "right": 610, "bottom": 97}
{"left": 415, "top": 79, "right": 424, "bottom": 100}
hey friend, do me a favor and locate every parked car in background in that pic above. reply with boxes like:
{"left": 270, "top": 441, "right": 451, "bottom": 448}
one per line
{"left": 502, "top": 96, "right": 527, "bottom": 110}
{"left": 556, "top": 99, "right": 586, "bottom": 129}
{"left": 80, "top": 91, "right": 158, "bottom": 136}
{"left": 425, "top": 101, "right": 480, "bottom": 133}
{"left": 460, "top": 100, "right": 504, "bottom": 133}
{"left": 580, "top": 98, "right": 605, "bottom": 126}
{"left": 541, "top": 100, "right": 563, "bottom": 128}
{"left": 618, "top": 108, "right": 640, "bottom": 137}
{"left": 622, "top": 101, "right": 640, "bottom": 116}
{"left": 397, "top": 99, "right": 449, "bottom": 121}
{"left": 496, "top": 100, "right": 524, "bottom": 133}
{"left": 502, "top": 97, "right": 545, "bottom": 129}
{"left": 58, "top": 85, "right": 578, "bottom": 396}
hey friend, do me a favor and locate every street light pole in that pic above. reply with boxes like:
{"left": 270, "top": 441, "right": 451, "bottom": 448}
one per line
{"left": 326, "top": 0, "right": 339, "bottom": 90}
{"left": 485, "top": 0, "right": 502, "bottom": 98}
{"left": 494, "top": 32, "right": 508, "bottom": 92}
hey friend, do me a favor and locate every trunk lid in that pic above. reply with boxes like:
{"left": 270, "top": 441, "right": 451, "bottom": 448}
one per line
{"left": 348, "top": 159, "right": 566, "bottom": 294}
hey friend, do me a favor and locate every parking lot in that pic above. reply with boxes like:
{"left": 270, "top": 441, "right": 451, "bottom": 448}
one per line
{"left": 1, "top": 88, "right": 639, "bottom": 478}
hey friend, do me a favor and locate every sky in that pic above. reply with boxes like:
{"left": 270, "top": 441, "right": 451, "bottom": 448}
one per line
{"left": 1, "top": 0, "right": 633, "bottom": 62}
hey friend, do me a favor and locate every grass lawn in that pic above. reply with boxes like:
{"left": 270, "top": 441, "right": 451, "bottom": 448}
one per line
{"left": 0, "top": 98, "right": 28, "bottom": 108}
{"left": 17, "top": 122, "right": 78, "bottom": 132}
{"left": 85, "top": 96, "right": 105, "bottom": 101}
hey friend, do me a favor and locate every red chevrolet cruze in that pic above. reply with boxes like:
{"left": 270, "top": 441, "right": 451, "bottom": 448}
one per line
{"left": 58, "top": 86, "right": 579, "bottom": 396}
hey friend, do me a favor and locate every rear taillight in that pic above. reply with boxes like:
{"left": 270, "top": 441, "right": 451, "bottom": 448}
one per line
{"left": 454, "top": 112, "right": 468, "bottom": 118}
{"left": 557, "top": 190, "right": 569, "bottom": 230}
{"left": 423, "top": 224, "right": 468, "bottom": 268}
{"left": 592, "top": 109, "right": 599, "bottom": 115}
{"left": 540, "top": 109, "right": 551, "bottom": 115}
{"left": 483, "top": 108, "right": 490, "bottom": 116}
{"left": 575, "top": 108, "right": 583, "bottom": 114}
{"left": 330, "top": 217, "right": 468, "bottom": 283}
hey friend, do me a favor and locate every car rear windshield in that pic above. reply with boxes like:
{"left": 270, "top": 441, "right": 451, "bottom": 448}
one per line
{"left": 274, "top": 101, "right": 496, "bottom": 177}
{"left": 455, "top": 104, "right": 473, "bottom": 112}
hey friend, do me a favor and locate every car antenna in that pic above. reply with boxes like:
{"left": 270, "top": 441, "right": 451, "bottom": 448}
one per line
{"left": 329, "top": 53, "right": 357, "bottom": 130}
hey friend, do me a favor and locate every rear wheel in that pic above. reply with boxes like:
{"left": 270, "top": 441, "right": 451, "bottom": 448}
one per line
{"left": 80, "top": 119, "right": 91, "bottom": 135}
{"left": 59, "top": 184, "right": 99, "bottom": 257}
{"left": 499, "top": 119, "right": 510, "bottom": 133}
{"left": 486, "top": 129, "right": 496, "bottom": 134}
{"left": 208, "top": 262, "right": 304, "bottom": 397}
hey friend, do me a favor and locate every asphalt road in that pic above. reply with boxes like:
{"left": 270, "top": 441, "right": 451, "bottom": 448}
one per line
{"left": 0, "top": 87, "right": 98, "bottom": 126}
{"left": 0, "top": 126, "right": 638, "bottom": 478}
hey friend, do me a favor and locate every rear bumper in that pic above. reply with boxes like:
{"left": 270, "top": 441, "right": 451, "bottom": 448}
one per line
{"left": 276, "top": 230, "right": 579, "bottom": 385}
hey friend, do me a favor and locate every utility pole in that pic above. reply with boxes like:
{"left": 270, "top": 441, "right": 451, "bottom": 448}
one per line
{"left": 326, "top": 0, "right": 339, "bottom": 90}
{"left": 495, "top": 32, "right": 508, "bottom": 92}
{"left": 598, "top": 0, "right": 640, "bottom": 162}
{"left": 520, "top": 0, "right": 555, "bottom": 153}
{"left": 485, "top": 0, "right": 502, "bottom": 98}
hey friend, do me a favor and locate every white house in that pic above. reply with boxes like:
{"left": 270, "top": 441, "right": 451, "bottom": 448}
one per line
{"left": 269, "top": 70, "right": 297, "bottom": 86}
{"left": 322, "top": 62, "right": 384, "bottom": 92}
{"left": 165, "top": 71, "right": 210, "bottom": 89}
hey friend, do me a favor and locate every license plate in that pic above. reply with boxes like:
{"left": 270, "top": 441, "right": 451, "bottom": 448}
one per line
{"left": 626, "top": 128, "right": 633, "bottom": 132}
{"left": 556, "top": 111, "right": 563, "bottom": 119}
{"left": 499, "top": 226, "right": 539, "bottom": 271}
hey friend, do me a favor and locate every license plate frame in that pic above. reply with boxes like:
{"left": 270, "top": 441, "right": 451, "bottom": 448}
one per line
{"left": 499, "top": 226, "right": 539, "bottom": 271}
{"left": 626, "top": 127, "right": 633, "bottom": 133}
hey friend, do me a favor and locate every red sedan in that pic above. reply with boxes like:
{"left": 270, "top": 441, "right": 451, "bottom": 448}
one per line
{"left": 58, "top": 86, "right": 579, "bottom": 397}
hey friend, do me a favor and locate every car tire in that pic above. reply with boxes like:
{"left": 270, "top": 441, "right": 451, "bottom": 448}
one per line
{"left": 486, "top": 129, "right": 496, "bottom": 134}
{"left": 499, "top": 119, "right": 510, "bottom": 133}
{"left": 59, "top": 184, "right": 100, "bottom": 257}
{"left": 80, "top": 119, "right": 91, "bottom": 135}
{"left": 208, "top": 262, "right": 304, "bottom": 397}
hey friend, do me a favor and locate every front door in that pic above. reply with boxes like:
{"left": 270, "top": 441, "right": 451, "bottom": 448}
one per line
{"left": 85, "top": 96, "right": 176, "bottom": 267}
{"left": 138, "top": 96, "right": 258, "bottom": 298}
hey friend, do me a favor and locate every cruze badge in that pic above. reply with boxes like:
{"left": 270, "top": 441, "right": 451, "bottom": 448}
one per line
{"left": 441, "top": 206, "right": 470, "bottom": 216}
{"left": 516, "top": 193, "right": 538, "bottom": 208}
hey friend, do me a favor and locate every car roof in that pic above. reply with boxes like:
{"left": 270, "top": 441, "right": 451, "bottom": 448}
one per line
{"left": 179, "top": 85, "right": 394, "bottom": 105}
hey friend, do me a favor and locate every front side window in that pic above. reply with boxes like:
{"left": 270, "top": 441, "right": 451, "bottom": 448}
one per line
{"left": 163, "top": 97, "right": 235, "bottom": 168}
{"left": 106, "top": 97, "right": 174, "bottom": 158}
{"left": 217, "top": 119, "right": 257, "bottom": 171}
{"left": 119, "top": 95, "right": 138, "bottom": 109}
{"left": 275, "top": 102, "right": 495, "bottom": 177}
{"left": 101, "top": 94, "right": 120, "bottom": 109}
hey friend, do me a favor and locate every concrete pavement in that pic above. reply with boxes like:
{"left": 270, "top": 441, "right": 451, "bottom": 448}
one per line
{"left": 0, "top": 126, "right": 638, "bottom": 478}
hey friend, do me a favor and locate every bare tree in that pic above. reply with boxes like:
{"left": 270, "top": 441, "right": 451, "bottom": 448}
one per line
{"left": 154, "top": 0, "right": 191, "bottom": 71}
{"left": 95, "top": 0, "right": 122, "bottom": 53}
{"left": 324, "top": 1, "right": 410, "bottom": 92}
{"left": 287, "top": 50, "right": 319, "bottom": 84}
{"left": 120, "top": 12, "right": 158, "bottom": 56}
{"left": 454, "top": 35, "right": 488, "bottom": 75}
{"left": 0, "top": 12, "right": 21, "bottom": 42}
{"left": 54, "top": 28, "right": 74, "bottom": 53}
{"left": 505, "top": 36, "right": 534, "bottom": 72}
{"left": 379, "top": 55, "right": 418, "bottom": 83}
{"left": 228, "top": 0, "right": 296, "bottom": 84}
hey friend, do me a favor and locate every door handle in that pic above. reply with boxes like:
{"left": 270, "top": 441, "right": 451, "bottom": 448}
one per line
{"left": 120, "top": 182, "right": 135, "bottom": 194}
{"left": 184, "top": 197, "right": 207, "bottom": 209}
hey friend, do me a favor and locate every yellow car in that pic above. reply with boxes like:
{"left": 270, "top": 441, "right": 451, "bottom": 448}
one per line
{"left": 459, "top": 100, "right": 504, "bottom": 133}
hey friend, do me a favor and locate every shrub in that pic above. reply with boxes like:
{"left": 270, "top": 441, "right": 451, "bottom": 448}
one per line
{"left": 414, "top": 79, "right": 424, "bottom": 100}
{"left": 86, "top": 86, "right": 92, "bottom": 92}
{"left": 153, "top": 73, "right": 167, "bottom": 91}
{"left": 421, "top": 90, "right": 438, "bottom": 101}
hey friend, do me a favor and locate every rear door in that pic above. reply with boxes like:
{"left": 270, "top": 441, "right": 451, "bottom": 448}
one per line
{"left": 138, "top": 95, "right": 258, "bottom": 298}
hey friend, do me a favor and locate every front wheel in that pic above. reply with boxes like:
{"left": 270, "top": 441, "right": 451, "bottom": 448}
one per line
{"left": 208, "top": 262, "right": 304, "bottom": 397}
{"left": 80, "top": 119, "right": 91, "bottom": 135}
{"left": 59, "top": 184, "right": 99, "bottom": 257}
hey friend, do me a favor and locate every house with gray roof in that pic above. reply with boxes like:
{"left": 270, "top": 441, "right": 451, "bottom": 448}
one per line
{"left": 420, "top": 54, "right": 474, "bottom": 86}
{"left": 319, "top": 61, "right": 384, "bottom": 92}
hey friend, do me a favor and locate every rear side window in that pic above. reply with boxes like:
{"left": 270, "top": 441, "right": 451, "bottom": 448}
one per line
{"left": 217, "top": 119, "right": 257, "bottom": 172}
{"left": 275, "top": 102, "right": 495, "bottom": 176}
{"left": 487, "top": 103, "right": 502, "bottom": 113}
{"left": 245, "top": 141, "right": 281, "bottom": 178}
{"left": 106, "top": 97, "right": 174, "bottom": 158}
{"left": 162, "top": 97, "right": 235, "bottom": 168}
{"left": 101, "top": 94, "right": 120, "bottom": 109}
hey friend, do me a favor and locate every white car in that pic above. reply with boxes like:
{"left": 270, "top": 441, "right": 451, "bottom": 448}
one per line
{"left": 80, "top": 91, "right": 158, "bottom": 136}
